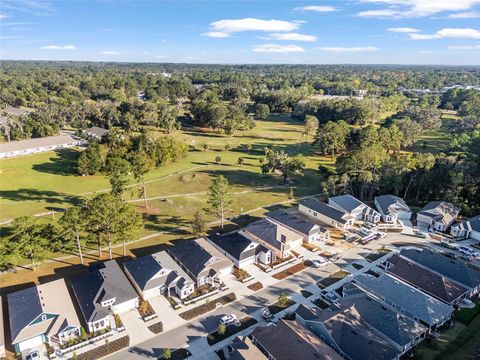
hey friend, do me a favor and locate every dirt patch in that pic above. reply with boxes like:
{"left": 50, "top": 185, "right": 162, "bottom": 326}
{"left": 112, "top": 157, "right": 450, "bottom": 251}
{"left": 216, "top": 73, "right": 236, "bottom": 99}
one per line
{"left": 272, "top": 262, "right": 307, "bottom": 280}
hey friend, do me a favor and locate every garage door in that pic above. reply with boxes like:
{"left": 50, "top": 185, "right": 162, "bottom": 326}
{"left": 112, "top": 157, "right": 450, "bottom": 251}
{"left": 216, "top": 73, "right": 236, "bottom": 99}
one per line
{"left": 18, "top": 335, "right": 44, "bottom": 352}
{"left": 238, "top": 257, "right": 255, "bottom": 268}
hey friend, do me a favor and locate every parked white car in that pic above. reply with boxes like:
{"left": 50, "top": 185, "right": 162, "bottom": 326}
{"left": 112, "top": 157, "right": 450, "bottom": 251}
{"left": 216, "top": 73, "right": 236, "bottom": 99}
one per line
{"left": 311, "top": 257, "right": 329, "bottom": 268}
{"left": 220, "top": 314, "right": 238, "bottom": 326}
{"left": 24, "top": 351, "right": 40, "bottom": 360}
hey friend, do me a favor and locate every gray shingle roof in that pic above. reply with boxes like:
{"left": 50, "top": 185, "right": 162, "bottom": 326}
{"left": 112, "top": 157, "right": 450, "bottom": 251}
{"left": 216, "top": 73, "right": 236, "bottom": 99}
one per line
{"left": 329, "top": 194, "right": 364, "bottom": 213}
{"left": 399, "top": 248, "right": 480, "bottom": 290}
{"left": 299, "top": 198, "right": 349, "bottom": 224}
{"left": 386, "top": 255, "right": 468, "bottom": 304}
{"left": 418, "top": 201, "right": 460, "bottom": 226}
{"left": 84, "top": 126, "right": 108, "bottom": 138}
{"left": 265, "top": 209, "right": 322, "bottom": 236}
{"left": 207, "top": 232, "right": 256, "bottom": 261}
{"left": 7, "top": 287, "right": 42, "bottom": 343}
{"left": 124, "top": 251, "right": 193, "bottom": 292}
{"left": 354, "top": 272, "right": 453, "bottom": 327}
{"left": 244, "top": 218, "right": 301, "bottom": 250}
{"left": 0, "top": 134, "right": 82, "bottom": 154}
{"left": 70, "top": 260, "right": 137, "bottom": 323}
{"left": 374, "top": 195, "right": 409, "bottom": 216}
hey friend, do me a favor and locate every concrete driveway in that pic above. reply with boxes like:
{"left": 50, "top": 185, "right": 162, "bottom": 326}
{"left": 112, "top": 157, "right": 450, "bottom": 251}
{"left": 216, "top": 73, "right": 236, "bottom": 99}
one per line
{"left": 149, "top": 296, "right": 184, "bottom": 331}
{"left": 121, "top": 309, "right": 152, "bottom": 344}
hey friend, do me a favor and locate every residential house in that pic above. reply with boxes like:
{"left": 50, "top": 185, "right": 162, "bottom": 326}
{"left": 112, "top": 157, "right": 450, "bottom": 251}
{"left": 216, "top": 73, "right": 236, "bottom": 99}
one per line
{"left": 7, "top": 279, "right": 81, "bottom": 353}
{"left": 299, "top": 198, "right": 354, "bottom": 231}
{"left": 265, "top": 209, "right": 330, "bottom": 244}
{"left": 329, "top": 194, "right": 381, "bottom": 223}
{"left": 294, "top": 304, "right": 401, "bottom": 360}
{"left": 385, "top": 254, "right": 468, "bottom": 306}
{"left": 0, "top": 297, "right": 5, "bottom": 358}
{"left": 354, "top": 272, "right": 453, "bottom": 329}
{"left": 417, "top": 201, "right": 460, "bottom": 232}
{"left": 70, "top": 260, "right": 139, "bottom": 333}
{"left": 398, "top": 248, "right": 480, "bottom": 297}
{"left": 123, "top": 251, "right": 195, "bottom": 300}
{"left": 83, "top": 126, "right": 108, "bottom": 141}
{"left": 374, "top": 195, "right": 411, "bottom": 223}
{"left": 206, "top": 232, "right": 273, "bottom": 269}
{"left": 223, "top": 336, "right": 268, "bottom": 360}
{"left": 450, "top": 215, "right": 480, "bottom": 240}
{"left": 0, "top": 134, "right": 84, "bottom": 159}
{"left": 250, "top": 319, "right": 342, "bottom": 360}
{"left": 167, "top": 238, "right": 233, "bottom": 287}
{"left": 241, "top": 218, "right": 303, "bottom": 262}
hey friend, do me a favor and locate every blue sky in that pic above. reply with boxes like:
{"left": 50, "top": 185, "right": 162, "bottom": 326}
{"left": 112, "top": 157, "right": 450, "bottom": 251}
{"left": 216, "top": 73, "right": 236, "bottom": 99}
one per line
{"left": 1, "top": 0, "right": 480, "bottom": 64}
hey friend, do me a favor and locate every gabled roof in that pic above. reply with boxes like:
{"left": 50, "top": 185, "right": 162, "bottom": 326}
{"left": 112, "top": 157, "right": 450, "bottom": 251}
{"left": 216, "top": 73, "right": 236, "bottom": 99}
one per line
{"left": 453, "top": 215, "right": 480, "bottom": 233}
{"left": 312, "top": 303, "right": 401, "bottom": 360}
{"left": 354, "top": 272, "right": 452, "bottom": 327}
{"left": 418, "top": 201, "right": 460, "bottom": 226}
{"left": 8, "top": 279, "right": 80, "bottom": 344}
{"left": 207, "top": 232, "right": 257, "bottom": 261}
{"left": 70, "top": 260, "right": 137, "bottom": 323}
{"left": 386, "top": 255, "right": 468, "bottom": 304}
{"left": 265, "top": 209, "right": 323, "bottom": 236}
{"left": 167, "top": 238, "right": 232, "bottom": 278}
{"left": 374, "top": 194, "right": 410, "bottom": 216}
{"left": 124, "top": 251, "right": 193, "bottom": 292}
{"left": 243, "top": 218, "right": 302, "bottom": 250}
{"left": 299, "top": 198, "right": 350, "bottom": 224}
{"left": 251, "top": 319, "right": 342, "bottom": 360}
{"left": 329, "top": 194, "right": 365, "bottom": 213}
{"left": 399, "top": 248, "right": 480, "bottom": 291}
{"left": 229, "top": 336, "right": 268, "bottom": 360}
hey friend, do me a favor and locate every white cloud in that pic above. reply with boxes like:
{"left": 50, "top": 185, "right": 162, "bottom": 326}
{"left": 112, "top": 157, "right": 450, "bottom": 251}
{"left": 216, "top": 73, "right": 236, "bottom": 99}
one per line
{"left": 268, "top": 32, "right": 317, "bottom": 42}
{"left": 42, "top": 44, "right": 76, "bottom": 50}
{"left": 0, "top": 35, "right": 19, "bottom": 40}
{"left": 410, "top": 28, "right": 480, "bottom": 40}
{"left": 448, "top": 44, "right": 480, "bottom": 50}
{"left": 448, "top": 11, "right": 480, "bottom": 18}
{"left": 357, "top": 0, "right": 480, "bottom": 18}
{"left": 202, "top": 31, "right": 230, "bottom": 38}
{"left": 0, "top": 13, "right": 9, "bottom": 20}
{"left": 388, "top": 27, "right": 419, "bottom": 33}
{"left": 100, "top": 50, "right": 121, "bottom": 55}
{"left": 316, "top": 46, "right": 378, "bottom": 52}
{"left": 252, "top": 44, "right": 305, "bottom": 53}
{"left": 417, "top": 50, "right": 433, "bottom": 54}
{"left": 294, "top": 5, "right": 336, "bottom": 12}
{"left": 154, "top": 55, "right": 168, "bottom": 59}
{"left": 210, "top": 18, "right": 300, "bottom": 35}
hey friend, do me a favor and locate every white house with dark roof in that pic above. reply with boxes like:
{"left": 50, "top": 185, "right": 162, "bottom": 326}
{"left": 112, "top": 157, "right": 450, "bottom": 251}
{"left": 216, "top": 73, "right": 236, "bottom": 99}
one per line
{"left": 0, "top": 134, "right": 84, "bottom": 159}
{"left": 241, "top": 218, "right": 303, "bottom": 261}
{"left": 265, "top": 209, "right": 330, "bottom": 244}
{"left": 123, "top": 251, "right": 195, "bottom": 300}
{"left": 7, "top": 279, "right": 81, "bottom": 353}
{"left": 329, "top": 194, "right": 381, "bottom": 223}
{"left": 83, "top": 126, "right": 108, "bottom": 141}
{"left": 299, "top": 198, "right": 354, "bottom": 231}
{"left": 70, "top": 260, "right": 139, "bottom": 333}
{"left": 417, "top": 201, "right": 460, "bottom": 232}
{"left": 450, "top": 215, "right": 480, "bottom": 240}
{"left": 206, "top": 232, "right": 273, "bottom": 269}
{"left": 374, "top": 195, "right": 411, "bottom": 223}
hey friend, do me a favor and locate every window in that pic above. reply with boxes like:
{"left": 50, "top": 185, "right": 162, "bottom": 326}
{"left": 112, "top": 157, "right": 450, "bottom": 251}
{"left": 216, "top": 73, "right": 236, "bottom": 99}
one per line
{"left": 41, "top": 314, "right": 47, "bottom": 321}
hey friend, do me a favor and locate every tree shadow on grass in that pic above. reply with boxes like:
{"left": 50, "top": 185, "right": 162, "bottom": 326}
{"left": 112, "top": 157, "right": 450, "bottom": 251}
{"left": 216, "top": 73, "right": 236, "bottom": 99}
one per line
{"left": 31, "top": 148, "right": 80, "bottom": 176}
{"left": 143, "top": 214, "right": 191, "bottom": 234}
{"left": 0, "top": 188, "right": 81, "bottom": 206}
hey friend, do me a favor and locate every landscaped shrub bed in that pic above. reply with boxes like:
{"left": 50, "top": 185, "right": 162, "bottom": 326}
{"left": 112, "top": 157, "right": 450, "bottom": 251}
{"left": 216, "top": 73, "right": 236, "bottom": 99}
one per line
{"left": 207, "top": 317, "right": 258, "bottom": 345}
{"left": 233, "top": 267, "right": 251, "bottom": 282}
{"left": 184, "top": 284, "right": 215, "bottom": 302}
{"left": 59, "top": 328, "right": 110, "bottom": 349}
{"left": 247, "top": 281, "right": 263, "bottom": 291}
{"left": 77, "top": 336, "right": 129, "bottom": 360}
{"left": 317, "top": 270, "right": 349, "bottom": 289}
{"left": 148, "top": 321, "right": 164, "bottom": 334}
{"left": 138, "top": 299, "right": 156, "bottom": 320}
{"left": 179, "top": 292, "right": 237, "bottom": 320}
{"left": 301, "top": 290, "right": 313, "bottom": 298}
{"left": 272, "top": 262, "right": 307, "bottom": 280}
{"left": 114, "top": 314, "right": 124, "bottom": 330}
{"left": 268, "top": 299, "right": 296, "bottom": 314}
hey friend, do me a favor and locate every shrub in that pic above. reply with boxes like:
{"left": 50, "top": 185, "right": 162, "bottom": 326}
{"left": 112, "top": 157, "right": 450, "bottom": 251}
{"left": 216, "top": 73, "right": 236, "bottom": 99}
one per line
{"left": 207, "top": 317, "right": 257, "bottom": 345}
{"left": 77, "top": 336, "right": 129, "bottom": 360}
{"left": 179, "top": 293, "right": 237, "bottom": 320}
{"left": 148, "top": 322, "right": 164, "bottom": 334}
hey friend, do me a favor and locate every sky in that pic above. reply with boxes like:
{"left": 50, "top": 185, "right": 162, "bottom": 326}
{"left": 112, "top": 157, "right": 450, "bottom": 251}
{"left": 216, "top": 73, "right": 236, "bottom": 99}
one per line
{"left": 1, "top": 0, "right": 480, "bottom": 65}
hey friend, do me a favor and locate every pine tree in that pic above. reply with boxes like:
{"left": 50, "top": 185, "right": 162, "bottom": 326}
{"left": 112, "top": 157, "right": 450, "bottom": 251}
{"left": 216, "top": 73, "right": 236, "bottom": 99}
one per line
{"left": 206, "top": 175, "right": 232, "bottom": 229}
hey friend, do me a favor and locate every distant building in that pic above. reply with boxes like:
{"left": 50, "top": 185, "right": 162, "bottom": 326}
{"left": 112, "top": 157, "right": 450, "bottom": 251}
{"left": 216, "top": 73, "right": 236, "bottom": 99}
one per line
{"left": 83, "top": 126, "right": 108, "bottom": 141}
{"left": 417, "top": 201, "right": 460, "bottom": 232}
{"left": 0, "top": 134, "right": 84, "bottom": 159}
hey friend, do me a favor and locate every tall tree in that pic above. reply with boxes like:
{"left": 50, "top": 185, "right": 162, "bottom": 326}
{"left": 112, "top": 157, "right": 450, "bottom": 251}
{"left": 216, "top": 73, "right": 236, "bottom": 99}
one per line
{"left": 191, "top": 210, "right": 207, "bottom": 236}
{"left": 59, "top": 206, "right": 88, "bottom": 264}
{"left": 130, "top": 151, "right": 154, "bottom": 210}
{"left": 105, "top": 155, "right": 131, "bottom": 197}
{"left": 206, "top": 175, "right": 232, "bottom": 229}
{"left": 303, "top": 115, "right": 319, "bottom": 141}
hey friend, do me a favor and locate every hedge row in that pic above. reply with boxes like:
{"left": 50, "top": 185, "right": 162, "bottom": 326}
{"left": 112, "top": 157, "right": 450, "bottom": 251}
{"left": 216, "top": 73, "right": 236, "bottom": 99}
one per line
{"left": 77, "top": 336, "right": 129, "bottom": 360}
{"left": 179, "top": 292, "right": 237, "bottom": 320}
